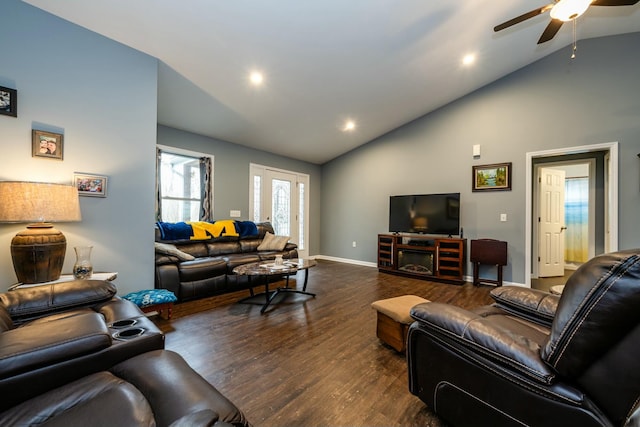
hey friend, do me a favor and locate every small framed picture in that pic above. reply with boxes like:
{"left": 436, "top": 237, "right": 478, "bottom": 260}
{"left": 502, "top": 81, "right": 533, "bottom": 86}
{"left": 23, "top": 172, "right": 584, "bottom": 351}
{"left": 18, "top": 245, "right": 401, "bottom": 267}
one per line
{"left": 74, "top": 173, "right": 108, "bottom": 198}
{"left": 0, "top": 86, "right": 17, "bottom": 117}
{"left": 32, "top": 130, "right": 64, "bottom": 160}
{"left": 472, "top": 162, "right": 512, "bottom": 192}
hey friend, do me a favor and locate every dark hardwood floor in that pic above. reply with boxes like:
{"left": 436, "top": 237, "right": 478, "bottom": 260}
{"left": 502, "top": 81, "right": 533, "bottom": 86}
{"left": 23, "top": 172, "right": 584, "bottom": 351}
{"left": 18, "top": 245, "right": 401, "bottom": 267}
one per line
{"left": 152, "top": 260, "right": 494, "bottom": 427}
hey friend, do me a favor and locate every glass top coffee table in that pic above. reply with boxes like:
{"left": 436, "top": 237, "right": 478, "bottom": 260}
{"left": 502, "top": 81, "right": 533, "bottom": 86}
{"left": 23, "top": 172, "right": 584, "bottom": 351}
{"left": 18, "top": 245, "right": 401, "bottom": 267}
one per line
{"left": 233, "top": 258, "right": 317, "bottom": 313}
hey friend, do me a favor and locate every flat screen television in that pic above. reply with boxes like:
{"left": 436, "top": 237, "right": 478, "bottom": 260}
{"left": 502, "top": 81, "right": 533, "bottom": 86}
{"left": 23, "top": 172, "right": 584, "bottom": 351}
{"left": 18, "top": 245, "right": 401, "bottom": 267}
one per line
{"left": 389, "top": 193, "right": 460, "bottom": 236}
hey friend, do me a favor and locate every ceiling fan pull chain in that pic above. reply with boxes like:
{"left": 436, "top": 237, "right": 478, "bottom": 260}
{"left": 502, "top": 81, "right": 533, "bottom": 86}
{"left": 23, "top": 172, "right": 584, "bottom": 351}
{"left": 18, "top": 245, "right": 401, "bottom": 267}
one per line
{"left": 571, "top": 19, "right": 577, "bottom": 59}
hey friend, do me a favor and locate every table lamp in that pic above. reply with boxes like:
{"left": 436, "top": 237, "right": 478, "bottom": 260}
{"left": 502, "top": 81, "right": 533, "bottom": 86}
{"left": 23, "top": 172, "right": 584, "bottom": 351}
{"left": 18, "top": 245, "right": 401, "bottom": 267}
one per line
{"left": 0, "top": 181, "right": 81, "bottom": 283}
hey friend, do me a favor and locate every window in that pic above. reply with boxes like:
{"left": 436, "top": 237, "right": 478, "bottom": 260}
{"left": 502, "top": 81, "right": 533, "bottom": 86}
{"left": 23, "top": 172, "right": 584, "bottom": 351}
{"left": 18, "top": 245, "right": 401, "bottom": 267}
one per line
{"left": 156, "top": 147, "right": 213, "bottom": 222}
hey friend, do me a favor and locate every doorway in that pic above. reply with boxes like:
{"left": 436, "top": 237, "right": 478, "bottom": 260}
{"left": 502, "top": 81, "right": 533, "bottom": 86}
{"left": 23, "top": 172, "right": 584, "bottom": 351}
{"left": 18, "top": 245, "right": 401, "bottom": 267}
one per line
{"left": 535, "top": 160, "right": 595, "bottom": 277}
{"left": 525, "top": 142, "right": 618, "bottom": 288}
{"left": 249, "top": 164, "right": 310, "bottom": 259}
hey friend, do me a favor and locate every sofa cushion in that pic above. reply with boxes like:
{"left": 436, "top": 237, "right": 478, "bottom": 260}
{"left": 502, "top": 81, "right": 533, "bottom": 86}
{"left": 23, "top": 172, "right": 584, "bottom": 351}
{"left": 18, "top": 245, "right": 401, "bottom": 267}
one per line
{"left": 1, "top": 280, "right": 117, "bottom": 325}
{"left": 257, "top": 232, "right": 290, "bottom": 251}
{"left": 154, "top": 242, "right": 195, "bottom": 261}
{"left": 0, "top": 312, "right": 112, "bottom": 379}
{"left": 0, "top": 371, "right": 155, "bottom": 426}
{"left": 178, "top": 258, "right": 228, "bottom": 282}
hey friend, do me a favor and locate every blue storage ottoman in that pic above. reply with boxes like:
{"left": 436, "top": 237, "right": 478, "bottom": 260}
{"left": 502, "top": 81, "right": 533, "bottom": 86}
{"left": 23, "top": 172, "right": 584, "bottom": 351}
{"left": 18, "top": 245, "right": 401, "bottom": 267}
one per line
{"left": 123, "top": 289, "right": 177, "bottom": 320}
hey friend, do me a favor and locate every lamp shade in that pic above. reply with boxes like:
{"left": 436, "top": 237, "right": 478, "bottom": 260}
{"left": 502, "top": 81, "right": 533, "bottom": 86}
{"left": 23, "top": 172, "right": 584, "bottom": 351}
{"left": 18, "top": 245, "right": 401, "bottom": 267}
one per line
{"left": 550, "top": 0, "right": 592, "bottom": 22}
{"left": 0, "top": 181, "right": 81, "bottom": 223}
{"left": 0, "top": 181, "right": 81, "bottom": 284}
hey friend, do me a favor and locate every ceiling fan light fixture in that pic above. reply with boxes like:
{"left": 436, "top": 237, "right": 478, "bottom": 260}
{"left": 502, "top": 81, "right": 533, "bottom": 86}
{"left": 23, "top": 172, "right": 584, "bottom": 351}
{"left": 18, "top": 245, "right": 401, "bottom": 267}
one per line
{"left": 550, "top": 0, "right": 593, "bottom": 21}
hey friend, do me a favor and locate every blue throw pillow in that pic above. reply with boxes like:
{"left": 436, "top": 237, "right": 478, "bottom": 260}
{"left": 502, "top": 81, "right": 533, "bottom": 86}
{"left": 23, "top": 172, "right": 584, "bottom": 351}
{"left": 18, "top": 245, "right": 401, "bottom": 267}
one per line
{"left": 123, "top": 289, "right": 177, "bottom": 307}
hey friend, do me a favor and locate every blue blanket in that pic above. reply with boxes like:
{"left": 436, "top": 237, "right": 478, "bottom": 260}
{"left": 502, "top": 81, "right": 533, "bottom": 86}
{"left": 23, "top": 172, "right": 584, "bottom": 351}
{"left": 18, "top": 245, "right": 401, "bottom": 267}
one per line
{"left": 157, "top": 220, "right": 258, "bottom": 241}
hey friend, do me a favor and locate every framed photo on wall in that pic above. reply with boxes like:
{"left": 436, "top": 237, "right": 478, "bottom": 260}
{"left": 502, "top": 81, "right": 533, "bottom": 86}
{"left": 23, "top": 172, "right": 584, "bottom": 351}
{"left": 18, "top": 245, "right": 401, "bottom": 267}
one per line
{"left": 74, "top": 173, "right": 108, "bottom": 198}
{"left": 32, "top": 130, "right": 64, "bottom": 160}
{"left": 0, "top": 86, "right": 17, "bottom": 117}
{"left": 472, "top": 162, "right": 512, "bottom": 192}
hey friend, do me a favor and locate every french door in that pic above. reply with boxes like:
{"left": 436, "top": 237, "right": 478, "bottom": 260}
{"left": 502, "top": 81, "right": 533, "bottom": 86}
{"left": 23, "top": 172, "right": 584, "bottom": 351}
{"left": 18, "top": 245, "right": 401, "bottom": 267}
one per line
{"left": 250, "top": 164, "right": 309, "bottom": 258}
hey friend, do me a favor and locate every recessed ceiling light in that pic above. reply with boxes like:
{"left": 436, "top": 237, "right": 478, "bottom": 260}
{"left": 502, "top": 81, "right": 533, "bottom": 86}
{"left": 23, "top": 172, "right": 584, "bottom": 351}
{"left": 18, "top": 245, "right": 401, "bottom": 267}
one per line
{"left": 343, "top": 120, "right": 356, "bottom": 132}
{"left": 249, "top": 71, "right": 264, "bottom": 86}
{"left": 462, "top": 54, "right": 475, "bottom": 66}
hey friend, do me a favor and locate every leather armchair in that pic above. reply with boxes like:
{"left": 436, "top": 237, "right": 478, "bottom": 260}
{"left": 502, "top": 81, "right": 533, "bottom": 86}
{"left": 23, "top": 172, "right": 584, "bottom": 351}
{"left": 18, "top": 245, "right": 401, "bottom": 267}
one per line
{"left": 0, "top": 280, "right": 251, "bottom": 426}
{"left": 407, "top": 249, "right": 640, "bottom": 427}
{"left": 0, "top": 349, "right": 250, "bottom": 427}
{"left": 0, "top": 280, "right": 164, "bottom": 409}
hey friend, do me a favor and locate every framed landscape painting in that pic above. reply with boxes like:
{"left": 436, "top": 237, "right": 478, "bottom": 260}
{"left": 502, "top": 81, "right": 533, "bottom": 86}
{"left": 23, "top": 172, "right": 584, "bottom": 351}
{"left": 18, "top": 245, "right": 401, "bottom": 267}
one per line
{"left": 472, "top": 162, "right": 512, "bottom": 192}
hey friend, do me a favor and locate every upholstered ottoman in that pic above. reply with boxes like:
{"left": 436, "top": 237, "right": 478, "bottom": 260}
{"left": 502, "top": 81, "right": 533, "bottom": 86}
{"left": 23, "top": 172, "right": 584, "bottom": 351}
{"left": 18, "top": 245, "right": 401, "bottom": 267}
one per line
{"left": 371, "top": 295, "right": 428, "bottom": 352}
{"left": 123, "top": 289, "right": 177, "bottom": 320}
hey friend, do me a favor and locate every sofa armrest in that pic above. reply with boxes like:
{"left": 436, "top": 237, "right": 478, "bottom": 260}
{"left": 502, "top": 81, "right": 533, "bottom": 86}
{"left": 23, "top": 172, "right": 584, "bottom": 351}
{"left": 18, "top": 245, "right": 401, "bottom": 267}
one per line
{"left": 111, "top": 350, "right": 250, "bottom": 427}
{"left": 0, "top": 312, "right": 111, "bottom": 379}
{"left": 410, "top": 302, "right": 555, "bottom": 384}
{"left": 169, "top": 409, "right": 238, "bottom": 427}
{"left": 490, "top": 286, "right": 559, "bottom": 327}
{"left": 1, "top": 280, "right": 117, "bottom": 325}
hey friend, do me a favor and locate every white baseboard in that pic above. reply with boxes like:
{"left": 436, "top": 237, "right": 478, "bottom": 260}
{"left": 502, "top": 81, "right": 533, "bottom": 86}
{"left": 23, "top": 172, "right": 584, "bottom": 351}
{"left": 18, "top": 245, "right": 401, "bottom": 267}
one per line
{"left": 313, "top": 255, "right": 377, "bottom": 268}
{"left": 312, "top": 255, "right": 528, "bottom": 287}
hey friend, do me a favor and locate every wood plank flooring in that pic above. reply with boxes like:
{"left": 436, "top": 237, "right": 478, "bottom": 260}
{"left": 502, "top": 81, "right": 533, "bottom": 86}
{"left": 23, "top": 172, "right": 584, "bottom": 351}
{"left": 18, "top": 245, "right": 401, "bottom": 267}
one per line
{"left": 152, "top": 260, "right": 494, "bottom": 427}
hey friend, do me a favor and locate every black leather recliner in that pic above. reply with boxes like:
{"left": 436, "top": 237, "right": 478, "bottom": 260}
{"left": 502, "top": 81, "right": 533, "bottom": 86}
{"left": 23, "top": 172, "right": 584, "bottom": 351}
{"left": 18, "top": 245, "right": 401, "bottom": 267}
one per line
{"left": 407, "top": 249, "right": 640, "bottom": 427}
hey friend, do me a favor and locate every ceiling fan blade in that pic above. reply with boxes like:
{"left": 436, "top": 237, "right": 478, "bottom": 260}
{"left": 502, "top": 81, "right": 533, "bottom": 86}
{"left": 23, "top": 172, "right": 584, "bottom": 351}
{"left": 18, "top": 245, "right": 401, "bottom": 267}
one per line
{"left": 494, "top": 4, "right": 554, "bottom": 32}
{"left": 538, "top": 19, "right": 564, "bottom": 44}
{"left": 591, "top": 0, "right": 639, "bottom": 5}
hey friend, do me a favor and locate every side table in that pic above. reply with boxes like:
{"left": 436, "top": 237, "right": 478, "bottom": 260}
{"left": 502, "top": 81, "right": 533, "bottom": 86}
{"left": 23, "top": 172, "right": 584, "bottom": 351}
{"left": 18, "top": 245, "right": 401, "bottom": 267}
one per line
{"left": 8, "top": 272, "right": 118, "bottom": 291}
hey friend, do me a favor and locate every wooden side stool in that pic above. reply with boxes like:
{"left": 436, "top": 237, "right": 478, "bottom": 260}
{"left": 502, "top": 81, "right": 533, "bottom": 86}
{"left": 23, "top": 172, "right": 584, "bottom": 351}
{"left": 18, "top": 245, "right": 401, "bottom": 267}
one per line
{"left": 371, "top": 295, "right": 429, "bottom": 352}
{"left": 122, "top": 289, "right": 177, "bottom": 320}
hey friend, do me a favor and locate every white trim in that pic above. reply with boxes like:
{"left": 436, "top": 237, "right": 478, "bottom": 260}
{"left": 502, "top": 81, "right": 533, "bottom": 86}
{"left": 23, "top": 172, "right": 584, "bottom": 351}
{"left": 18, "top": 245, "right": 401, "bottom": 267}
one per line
{"left": 314, "top": 255, "right": 378, "bottom": 268}
{"left": 525, "top": 142, "right": 618, "bottom": 288}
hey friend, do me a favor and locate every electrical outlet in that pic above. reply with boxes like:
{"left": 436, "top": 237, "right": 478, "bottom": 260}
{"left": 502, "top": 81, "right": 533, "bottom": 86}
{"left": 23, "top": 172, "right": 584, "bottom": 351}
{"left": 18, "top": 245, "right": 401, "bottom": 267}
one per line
{"left": 230, "top": 210, "right": 241, "bottom": 218}
{"left": 352, "top": 241, "right": 357, "bottom": 248}
{"left": 500, "top": 213, "right": 507, "bottom": 222}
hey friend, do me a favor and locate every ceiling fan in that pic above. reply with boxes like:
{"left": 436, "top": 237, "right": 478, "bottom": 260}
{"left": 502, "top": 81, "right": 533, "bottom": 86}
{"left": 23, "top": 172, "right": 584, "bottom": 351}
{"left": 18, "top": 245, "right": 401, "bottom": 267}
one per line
{"left": 494, "top": 0, "right": 640, "bottom": 44}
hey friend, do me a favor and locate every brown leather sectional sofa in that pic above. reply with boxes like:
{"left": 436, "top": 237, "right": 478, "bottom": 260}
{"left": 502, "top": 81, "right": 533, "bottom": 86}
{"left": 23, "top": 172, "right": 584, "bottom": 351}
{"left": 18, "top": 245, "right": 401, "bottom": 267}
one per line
{"left": 0, "top": 280, "right": 251, "bottom": 426}
{"left": 155, "top": 221, "right": 297, "bottom": 302}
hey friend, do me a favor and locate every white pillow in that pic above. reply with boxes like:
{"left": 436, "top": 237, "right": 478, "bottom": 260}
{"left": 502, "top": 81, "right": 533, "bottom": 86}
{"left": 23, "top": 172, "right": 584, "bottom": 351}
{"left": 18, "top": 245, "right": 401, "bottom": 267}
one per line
{"left": 257, "top": 232, "right": 290, "bottom": 251}
{"left": 154, "top": 242, "right": 195, "bottom": 261}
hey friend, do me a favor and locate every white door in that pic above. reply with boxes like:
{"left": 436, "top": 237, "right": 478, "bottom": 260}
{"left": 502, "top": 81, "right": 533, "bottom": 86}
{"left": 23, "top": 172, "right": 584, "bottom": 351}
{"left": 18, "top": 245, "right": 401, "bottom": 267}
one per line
{"left": 538, "top": 167, "right": 566, "bottom": 277}
{"left": 250, "top": 164, "right": 309, "bottom": 258}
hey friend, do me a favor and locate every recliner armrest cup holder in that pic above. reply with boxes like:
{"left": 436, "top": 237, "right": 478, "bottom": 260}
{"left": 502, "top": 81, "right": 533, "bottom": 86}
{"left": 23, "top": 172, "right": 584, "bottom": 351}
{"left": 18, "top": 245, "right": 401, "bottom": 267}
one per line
{"left": 112, "top": 327, "right": 145, "bottom": 340}
{"left": 109, "top": 318, "right": 138, "bottom": 329}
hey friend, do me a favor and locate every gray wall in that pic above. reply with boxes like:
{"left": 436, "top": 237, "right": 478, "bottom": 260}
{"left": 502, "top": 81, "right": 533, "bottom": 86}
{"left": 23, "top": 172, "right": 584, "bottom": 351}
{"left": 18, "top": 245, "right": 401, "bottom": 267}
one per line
{"left": 320, "top": 32, "right": 640, "bottom": 284}
{"left": 0, "top": 0, "right": 158, "bottom": 294}
{"left": 157, "top": 126, "right": 323, "bottom": 256}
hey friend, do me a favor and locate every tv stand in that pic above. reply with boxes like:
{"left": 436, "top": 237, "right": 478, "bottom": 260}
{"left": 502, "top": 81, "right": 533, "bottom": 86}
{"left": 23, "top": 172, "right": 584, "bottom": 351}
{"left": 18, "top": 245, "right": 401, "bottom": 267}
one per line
{"left": 377, "top": 234, "right": 466, "bottom": 285}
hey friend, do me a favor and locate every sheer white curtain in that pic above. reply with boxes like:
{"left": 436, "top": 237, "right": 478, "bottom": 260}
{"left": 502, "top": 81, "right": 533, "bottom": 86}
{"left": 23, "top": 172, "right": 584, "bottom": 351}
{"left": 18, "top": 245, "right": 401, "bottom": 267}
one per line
{"left": 565, "top": 177, "right": 588, "bottom": 263}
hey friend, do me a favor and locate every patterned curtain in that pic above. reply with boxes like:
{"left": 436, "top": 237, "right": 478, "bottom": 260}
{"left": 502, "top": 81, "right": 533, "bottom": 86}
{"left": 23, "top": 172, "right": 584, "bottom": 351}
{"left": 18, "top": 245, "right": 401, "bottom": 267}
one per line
{"left": 199, "top": 156, "right": 212, "bottom": 221}
{"left": 565, "top": 177, "right": 589, "bottom": 263}
{"left": 155, "top": 147, "right": 162, "bottom": 221}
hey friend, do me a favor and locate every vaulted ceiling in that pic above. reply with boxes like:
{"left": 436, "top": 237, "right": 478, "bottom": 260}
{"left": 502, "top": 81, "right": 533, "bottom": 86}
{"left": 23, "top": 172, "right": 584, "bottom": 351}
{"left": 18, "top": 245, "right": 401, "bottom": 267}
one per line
{"left": 23, "top": 1, "right": 640, "bottom": 164}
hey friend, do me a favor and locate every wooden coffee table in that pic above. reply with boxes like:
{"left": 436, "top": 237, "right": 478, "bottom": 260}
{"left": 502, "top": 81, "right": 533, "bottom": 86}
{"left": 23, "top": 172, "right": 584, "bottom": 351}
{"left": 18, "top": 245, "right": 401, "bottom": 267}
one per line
{"left": 233, "top": 258, "right": 317, "bottom": 313}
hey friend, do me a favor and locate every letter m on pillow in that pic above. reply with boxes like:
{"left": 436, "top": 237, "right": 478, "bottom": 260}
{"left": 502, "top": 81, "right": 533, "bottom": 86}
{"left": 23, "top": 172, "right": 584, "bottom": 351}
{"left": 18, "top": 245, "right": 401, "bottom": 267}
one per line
{"left": 188, "top": 220, "right": 239, "bottom": 240}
